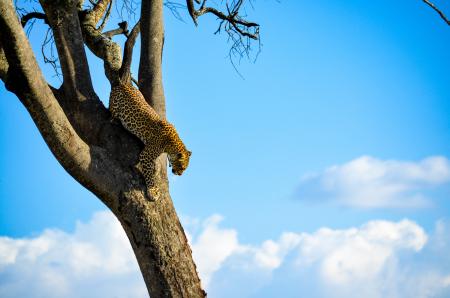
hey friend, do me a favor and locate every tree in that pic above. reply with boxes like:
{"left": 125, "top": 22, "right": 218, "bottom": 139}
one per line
{"left": 0, "top": 0, "right": 258, "bottom": 296}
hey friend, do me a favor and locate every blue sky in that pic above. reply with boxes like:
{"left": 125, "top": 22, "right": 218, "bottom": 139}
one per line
{"left": 1, "top": 1, "right": 450, "bottom": 297}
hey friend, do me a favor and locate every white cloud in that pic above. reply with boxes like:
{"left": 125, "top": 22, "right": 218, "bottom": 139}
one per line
{"left": 0, "top": 211, "right": 146, "bottom": 298}
{"left": 186, "top": 214, "right": 450, "bottom": 298}
{"left": 296, "top": 219, "right": 427, "bottom": 285}
{"left": 189, "top": 216, "right": 450, "bottom": 298}
{"left": 296, "top": 156, "right": 450, "bottom": 208}
{"left": 253, "top": 232, "right": 302, "bottom": 270}
{"left": 187, "top": 214, "right": 242, "bottom": 287}
{"left": 443, "top": 275, "right": 450, "bottom": 287}
{"left": 1, "top": 212, "right": 450, "bottom": 298}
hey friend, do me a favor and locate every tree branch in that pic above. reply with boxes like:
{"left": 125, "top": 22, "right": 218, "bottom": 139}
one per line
{"left": 186, "top": 0, "right": 259, "bottom": 39}
{"left": 139, "top": 0, "right": 166, "bottom": 115}
{"left": 103, "top": 21, "right": 129, "bottom": 38}
{"left": 20, "top": 11, "right": 47, "bottom": 27}
{"left": 39, "top": 0, "right": 141, "bottom": 169}
{"left": 422, "top": 0, "right": 450, "bottom": 25}
{"left": 120, "top": 20, "right": 140, "bottom": 84}
{"left": 40, "top": 0, "right": 96, "bottom": 100}
{"left": 86, "top": 0, "right": 112, "bottom": 26}
{"left": 186, "top": 0, "right": 260, "bottom": 65}
{"left": 2, "top": 0, "right": 156, "bottom": 221}
{"left": 79, "top": 0, "right": 122, "bottom": 84}
{"left": 97, "top": 0, "right": 112, "bottom": 32}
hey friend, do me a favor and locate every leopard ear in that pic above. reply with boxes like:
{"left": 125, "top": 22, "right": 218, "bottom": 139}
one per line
{"left": 188, "top": 150, "right": 192, "bottom": 156}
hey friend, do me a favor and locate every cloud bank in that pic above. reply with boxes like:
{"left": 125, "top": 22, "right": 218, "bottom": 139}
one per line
{"left": 296, "top": 156, "right": 450, "bottom": 208}
{"left": 189, "top": 216, "right": 450, "bottom": 298}
{"left": 1, "top": 211, "right": 450, "bottom": 298}
{"left": 0, "top": 212, "right": 147, "bottom": 298}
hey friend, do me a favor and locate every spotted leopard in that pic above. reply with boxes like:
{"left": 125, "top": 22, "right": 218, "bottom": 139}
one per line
{"left": 109, "top": 83, "right": 191, "bottom": 200}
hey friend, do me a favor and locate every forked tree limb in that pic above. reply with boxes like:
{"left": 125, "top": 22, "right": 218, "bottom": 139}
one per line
{"left": 79, "top": 0, "right": 123, "bottom": 84}
{"left": 0, "top": 0, "right": 125, "bottom": 203}
{"left": 39, "top": 0, "right": 96, "bottom": 100}
{"left": 79, "top": 0, "right": 140, "bottom": 86}
{"left": 40, "top": 0, "right": 140, "bottom": 166}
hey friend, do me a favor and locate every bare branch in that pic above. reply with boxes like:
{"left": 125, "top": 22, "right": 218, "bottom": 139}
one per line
{"left": 41, "top": 27, "right": 61, "bottom": 79}
{"left": 20, "top": 11, "right": 47, "bottom": 27}
{"left": 97, "top": 0, "right": 113, "bottom": 32}
{"left": 79, "top": 1, "right": 123, "bottom": 84}
{"left": 115, "top": 0, "right": 139, "bottom": 21}
{"left": 164, "top": 1, "right": 187, "bottom": 22}
{"left": 102, "top": 27, "right": 127, "bottom": 37}
{"left": 87, "top": 0, "right": 112, "bottom": 25}
{"left": 103, "top": 21, "right": 129, "bottom": 38}
{"left": 39, "top": 0, "right": 97, "bottom": 99}
{"left": 19, "top": 11, "right": 60, "bottom": 76}
{"left": 422, "top": 0, "right": 450, "bottom": 25}
{"left": 120, "top": 20, "right": 140, "bottom": 83}
{"left": 185, "top": 0, "right": 260, "bottom": 67}
{"left": 186, "top": 0, "right": 259, "bottom": 39}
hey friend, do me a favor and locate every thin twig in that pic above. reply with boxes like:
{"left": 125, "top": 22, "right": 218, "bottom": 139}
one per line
{"left": 115, "top": 0, "right": 139, "bottom": 21}
{"left": 41, "top": 27, "right": 61, "bottom": 80}
{"left": 185, "top": 0, "right": 260, "bottom": 72}
{"left": 164, "top": 1, "right": 187, "bottom": 22}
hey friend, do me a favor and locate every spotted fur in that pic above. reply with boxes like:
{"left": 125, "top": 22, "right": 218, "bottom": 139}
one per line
{"left": 109, "top": 83, "right": 191, "bottom": 200}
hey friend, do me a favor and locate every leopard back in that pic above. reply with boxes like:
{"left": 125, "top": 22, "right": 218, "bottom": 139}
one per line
{"left": 109, "top": 83, "right": 191, "bottom": 175}
{"left": 110, "top": 83, "right": 163, "bottom": 146}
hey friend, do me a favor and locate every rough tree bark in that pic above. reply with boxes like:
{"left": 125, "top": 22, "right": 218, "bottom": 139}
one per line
{"left": 0, "top": 0, "right": 259, "bottom": 296}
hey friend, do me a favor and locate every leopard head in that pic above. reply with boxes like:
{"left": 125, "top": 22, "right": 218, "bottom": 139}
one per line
{"left": 169, "top": 150, "right": 192, "bottom": 175}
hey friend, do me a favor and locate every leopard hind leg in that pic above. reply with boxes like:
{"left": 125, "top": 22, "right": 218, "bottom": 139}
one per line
{"left": 136, "top": 145, "right": 161, "bottom": 201}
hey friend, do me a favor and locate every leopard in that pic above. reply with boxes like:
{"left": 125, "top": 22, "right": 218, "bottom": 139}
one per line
{"left": 109, "top": 83, "right": 191, "bottom": 201}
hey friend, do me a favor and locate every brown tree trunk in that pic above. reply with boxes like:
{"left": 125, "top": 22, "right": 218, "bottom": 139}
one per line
{"left": 130, "top": 1, "right": 206, "bottom": 296}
